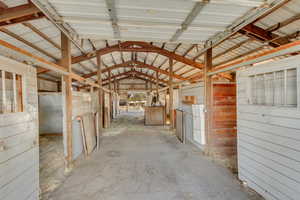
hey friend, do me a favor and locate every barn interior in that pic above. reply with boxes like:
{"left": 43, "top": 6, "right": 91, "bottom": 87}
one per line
{"left": 1, "top": 0, "right": 300, "bottom": 200}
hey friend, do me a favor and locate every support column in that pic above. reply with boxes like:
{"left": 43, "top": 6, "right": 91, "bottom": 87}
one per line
{"left": 61, "top": 32, "right": 72, "bottom": 169}
{"left": 169, "top": 58, "right": 174, "bottom": 129}
{"left": 204, "top": 47, "right": 213, "bottom": 154}
{"left": 96, "top": 53, "right": 103, "bottom": 139}
{"left": 156, "top": 71, "right": 159, "bottom": 99}
{"left": 108, "top": 70, "right": 112, "bottom": 121}
{"left": 113, "top": 77, "right": 117, "bottom": 117}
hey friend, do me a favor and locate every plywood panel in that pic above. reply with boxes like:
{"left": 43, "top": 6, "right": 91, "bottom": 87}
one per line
{"left": 82, "top": 113, "right": 96, "bottom": 155}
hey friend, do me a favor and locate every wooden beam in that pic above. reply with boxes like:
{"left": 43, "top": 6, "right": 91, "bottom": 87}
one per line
{"left": 61, "top": 32, "right": 73, "bottom": 168}
{"left": 71, "top": 41, "right": 203, "bottom": 69}
{"left": 23, "top": 22, "right": 61, "bottom": 49}
{"left": 0, "top": 28, "right": 58, "bottom": 60}
{"left": 210, "top": 39, "right": 300, "bottom": 76}
{"left": 268, "top": 13, "right": 300, "bottom": 32}
{"left": 169, "top": 58, "right": 174, "bottom": 129}
{"left": 0, "top": 37, "right": 104, "bottom": 89}
{"left": 0, "top": 3, "right": 44, "bottom": 27}
{"left": 204, "top": 47, "right": 212, "bottom": 153}
{"left": 102, "top": 70, "right": 168, "bottom": 85}
{"left": 239, "top": 24, "right": 290, "bottom": 47}
{"left": 82, "top": 60, "right": 188, "bottom": 81}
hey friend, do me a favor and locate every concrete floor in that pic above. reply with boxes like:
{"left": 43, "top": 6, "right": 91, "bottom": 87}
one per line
{"left": 48, "top": 111, "right": 263, "bottom": 200}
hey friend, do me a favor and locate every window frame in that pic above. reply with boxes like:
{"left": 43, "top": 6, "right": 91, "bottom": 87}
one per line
{"left": 245, "top": 63, "right": 300, "bottom": 109}
{"left": 0, "top": 57, "right": 28, "bottom": 116}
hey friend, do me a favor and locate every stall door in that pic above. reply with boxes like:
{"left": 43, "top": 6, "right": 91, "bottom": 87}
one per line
{"left": 0, "top": 56, "right": 39, "bottom": 200}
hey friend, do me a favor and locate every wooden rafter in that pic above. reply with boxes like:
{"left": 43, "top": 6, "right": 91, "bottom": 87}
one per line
{"left": 22, "top": 22, "right": 60, "bottom": 49}
{"left": 81, "top": 60, "right": 188, "bottom": 81}
{"left": 0, "top": 3, "right": 44, "bottom": 27}
{"left": 0, "top": 38, "right": 105, "bottom": 90}
{"left": 102, "top": 70, "right": 168, "bottom": 85}
{"left": 0, "top": 28, "right": 58, "bottom": 60}
{"left": 103, "top": 75, "right": 165, "bottom": 88}
{"left": 239, "top": 24, "right": 290, "bottom": 47}
{"left": 209, "top": 39, "right": 300, "bottom": 75}
{"left": 71, "top": 41, "right": 203, "bottom": 69}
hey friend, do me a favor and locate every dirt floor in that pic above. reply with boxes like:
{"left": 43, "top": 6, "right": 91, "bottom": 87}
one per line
{"left": 39, "top": 135, "right": 66, "bottom": 199}
{"left": 45, "top": 111, "right": 263, "bottom": 200}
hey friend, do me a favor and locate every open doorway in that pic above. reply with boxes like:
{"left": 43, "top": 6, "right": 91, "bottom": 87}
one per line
{"left": 38, "top": 92, "right": 65, "bottom": 199}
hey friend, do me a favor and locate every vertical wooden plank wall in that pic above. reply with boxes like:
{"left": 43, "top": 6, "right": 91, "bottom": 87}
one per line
{"left": 210, "top": 83, "right": 237, "bottom": 170}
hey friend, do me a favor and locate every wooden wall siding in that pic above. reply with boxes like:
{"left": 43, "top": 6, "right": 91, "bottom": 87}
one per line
{"left": 209, "top": 83, "right": 237, "bottom": 170}
{"left": 38, "top": 79, "right": 58, "bottom": 92}
{"left": 237, "top": 55, "right": 300, "bottom": 200}
{"left": 0, "top": 56, "right": 39, "bottom": 200}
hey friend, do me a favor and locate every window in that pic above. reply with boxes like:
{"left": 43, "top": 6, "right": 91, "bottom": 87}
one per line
{"left": 0, "top": 70, "right": 23, "bottom": 114}
{"left": 250, "top": 68, "right": 297, "bottom": 107}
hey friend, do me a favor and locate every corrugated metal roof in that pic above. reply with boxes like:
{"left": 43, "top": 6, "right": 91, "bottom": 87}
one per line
{"left": 0, "top": 0, "right": 299, "bottom": 88}
{"left": 47, "top": 0, "right": 262, "bottom": 44}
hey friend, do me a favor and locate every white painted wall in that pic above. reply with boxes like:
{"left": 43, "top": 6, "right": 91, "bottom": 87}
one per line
{"left": 237, "top": 55, "right": 300, "bottom": 200}
{"left": 179, "top": 83, "right": 204, "bottom": 147}
{"left": 0, "top": 56, "right": 39, "bottom": 200}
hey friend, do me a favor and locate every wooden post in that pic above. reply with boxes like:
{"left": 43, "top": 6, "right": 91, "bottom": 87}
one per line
{"left": 156, "top": 71, "right": 159, "bottom": 98}
{"left": 108, "top": 70, "right": 112, "bottom": 121}
{"left": 1, "top": 70, "right": 6, "bottom": 113}
{"left": 61, "top": 32, "right": 72, "bottom": 169}
{"left": 169, "top": 58, "right": 174, "bottom": 129}
{"left": 204, "top": 47, "right": 213, "bottom": 154}
{"left": 96, "top": 53, "right": 103, "bottom": 136}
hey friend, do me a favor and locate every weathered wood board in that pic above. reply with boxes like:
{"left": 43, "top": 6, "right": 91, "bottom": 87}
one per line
{"left": 0, "top": 56, "right": 39, "bottom": 200}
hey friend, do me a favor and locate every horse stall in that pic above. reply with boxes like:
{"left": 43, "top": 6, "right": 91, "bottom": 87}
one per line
{"left": 38, "top": 91, "right": 99, "bottom": 197}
